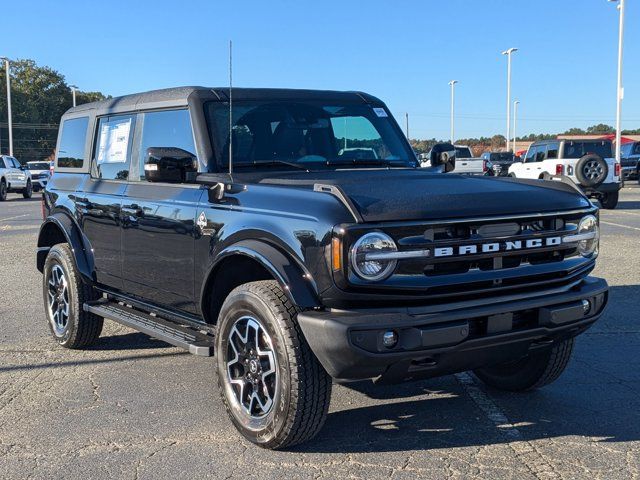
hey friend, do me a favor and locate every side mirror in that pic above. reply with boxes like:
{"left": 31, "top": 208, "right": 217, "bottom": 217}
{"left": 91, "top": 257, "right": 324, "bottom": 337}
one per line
{"left": 144, "top": 147, "right": 197, "bottom": 183}
{"left": 430, "top": 142, "right": 456, "bottom": 173}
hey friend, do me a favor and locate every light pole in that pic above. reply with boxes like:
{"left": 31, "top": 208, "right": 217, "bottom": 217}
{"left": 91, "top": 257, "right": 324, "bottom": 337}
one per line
{"left": 405, "top": 112, "right": 409, "bottom": 139}
{"left": 502, "top": 48, "right": 518, "bottom": 152}
{"left": 513, "top": 100, "right": 520, "bottom": 154}
{"left": 609, "top": 0, "right": 625, "bottom": 164}
{"left": 70, "top": 84, "right": 78, "bottom": 107}
{"left": 449, "top": 80, "right": 458, "bottom": 144}
{"left": 1, "top": 57, "right": 13, "bottom": 157}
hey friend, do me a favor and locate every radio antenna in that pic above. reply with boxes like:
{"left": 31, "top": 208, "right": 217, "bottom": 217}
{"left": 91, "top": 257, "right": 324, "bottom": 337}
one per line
{"left": 228, "top": 40, "right": 233, "bottom": 177}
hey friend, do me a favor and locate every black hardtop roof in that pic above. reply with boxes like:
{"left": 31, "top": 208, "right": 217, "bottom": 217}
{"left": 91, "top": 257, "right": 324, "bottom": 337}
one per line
{"left": 531, "top": 138, "right": 613, "bottom": 146}
{"left": 63, "top": 86, "right": 384, "bottom": 117}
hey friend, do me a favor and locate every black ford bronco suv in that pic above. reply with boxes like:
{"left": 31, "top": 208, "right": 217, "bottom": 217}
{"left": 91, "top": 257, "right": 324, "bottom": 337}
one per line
{"left": 38, "top": 87, "right": 608, "bottom": 449}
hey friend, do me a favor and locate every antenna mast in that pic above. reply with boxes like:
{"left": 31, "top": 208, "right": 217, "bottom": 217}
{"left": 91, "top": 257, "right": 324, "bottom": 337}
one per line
{"left": 228, "top": 40, "right": 233, "bottom": 176}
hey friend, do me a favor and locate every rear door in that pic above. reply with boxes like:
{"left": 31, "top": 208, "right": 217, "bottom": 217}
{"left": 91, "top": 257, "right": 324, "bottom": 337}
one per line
{"left": 78, "top": 113, "right": 136, "bottom": 289}
{"left": 120, "top": 109, "right": 203, "bottom": 313}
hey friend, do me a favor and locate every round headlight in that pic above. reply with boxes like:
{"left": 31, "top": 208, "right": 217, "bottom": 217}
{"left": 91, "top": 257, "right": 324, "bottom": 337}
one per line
{"left": 350, "top": 232, "right": 398, "bottom": 281}
{"left": 577, "top": 215, "right": 599, "bottom": 258}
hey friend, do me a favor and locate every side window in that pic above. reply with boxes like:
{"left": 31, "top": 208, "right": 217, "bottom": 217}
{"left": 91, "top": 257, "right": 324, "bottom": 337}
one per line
{"left": 535, "top": 146, "right": 546, "bottom": 162}
{"left": 93, "top": 114, "right": 135, "bottom": 180}
{"left": 546, "top": 143, "right": 559, "bottom": 159}
{"left": 525, "top": 146, "right": 537, "bottom": 163}
{"left": 138, "top": 109, "right": 196, "bottom": 181}
{"left": 10, "top": 158, "right": 20, "bottom": 168}
{"left": 57, "top": 117, "right": 89, "bottom": 169}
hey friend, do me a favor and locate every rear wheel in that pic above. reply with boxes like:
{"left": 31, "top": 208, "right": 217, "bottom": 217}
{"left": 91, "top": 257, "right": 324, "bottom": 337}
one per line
{"left": 22, "top": 180, "right": 33, "bottom": 198}
{"left": 43, "top": 244, "right": 103, "bottom": 348}
{"left": 0, "top": 179, "right": 6, "bottom": 201}
{"left": 473, "top": 338, "right": 574, "bottom": 391}
{"left": 600, "top": 191, "right": 619, "bottom": 209}
{"left": 215, "top": 280, "right": 332, "bottom": 449}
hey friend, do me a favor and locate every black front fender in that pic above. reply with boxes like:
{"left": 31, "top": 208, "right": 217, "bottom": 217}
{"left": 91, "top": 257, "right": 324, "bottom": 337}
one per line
{"left": 201, "top": 239, "right": 321, "bottom": 312}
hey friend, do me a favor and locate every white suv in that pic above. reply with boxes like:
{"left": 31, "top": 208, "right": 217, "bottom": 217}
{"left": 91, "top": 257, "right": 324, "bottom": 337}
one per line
{"left": 0, "top": 155, "right": 33, "bottom": 201}
{"left": 508, "top": 139, "right": 621, "bottom": 209}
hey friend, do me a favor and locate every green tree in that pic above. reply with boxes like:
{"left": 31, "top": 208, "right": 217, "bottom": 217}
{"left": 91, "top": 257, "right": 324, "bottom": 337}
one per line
{"left": 0, "top": 59, "right": 108, "bottom": 161}
{"left": 586, "top": 124, "right": 615, "bottom": 134}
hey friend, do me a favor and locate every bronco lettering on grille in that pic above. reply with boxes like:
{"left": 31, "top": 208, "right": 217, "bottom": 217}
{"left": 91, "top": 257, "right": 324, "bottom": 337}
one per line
{"left": 433, "top": 236, "right": 562, "bottom": 258}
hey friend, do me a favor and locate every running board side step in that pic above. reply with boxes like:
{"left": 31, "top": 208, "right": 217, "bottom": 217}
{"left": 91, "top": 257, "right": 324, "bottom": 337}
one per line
{"left": 84, "top": 300, "right": 214, "bottom": 356}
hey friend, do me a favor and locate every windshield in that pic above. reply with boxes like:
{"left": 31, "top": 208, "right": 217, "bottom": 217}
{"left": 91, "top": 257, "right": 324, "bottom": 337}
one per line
{"left": 563, "top": 141, "right": 612, "bottom": 159}
{"left": 455, "top": 147, "right": 472, "bottom": 158}
{"left": 205, "top": 101, "right": 417, "bottom": 170}
{"left": 27, "top": 162, "right": 50, "bottom": 170}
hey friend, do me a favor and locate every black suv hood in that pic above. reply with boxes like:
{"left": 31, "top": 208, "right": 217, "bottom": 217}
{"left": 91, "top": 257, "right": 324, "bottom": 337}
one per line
{"left": 236, "top": 169, "right": 591, "bottom": 222}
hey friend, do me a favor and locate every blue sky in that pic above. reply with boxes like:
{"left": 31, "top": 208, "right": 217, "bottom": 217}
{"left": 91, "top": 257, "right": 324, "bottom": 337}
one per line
{"left": 3, "top": 0, "right": 638, "bottom": 139}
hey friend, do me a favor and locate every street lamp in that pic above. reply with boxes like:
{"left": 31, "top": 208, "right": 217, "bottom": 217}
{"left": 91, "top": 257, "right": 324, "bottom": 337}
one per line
{"left": 1, "top": 57, "right": 13, "bottom": 157}
{"left": 448, "top": 80, "right": 458, "bottom": 144}
{"left": 513, "top": 100, "right": 520, "bottom": 154}
{"left": 501, "top": 48, "right": 518, "bottom": 152}
{"left": 609, "top": 0, "right": 625, "bottom": 164}
{"left": 70, "top": 84, "right": 78, "bottom": 107}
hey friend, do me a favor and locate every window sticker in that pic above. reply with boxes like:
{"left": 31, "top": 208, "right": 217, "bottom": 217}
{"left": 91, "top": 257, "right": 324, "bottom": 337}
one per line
{"left": 97, "top": 118, "right": 132, "bottom": 164}
{"left": 372, "top": 107, "right": 388, "bottom": 117}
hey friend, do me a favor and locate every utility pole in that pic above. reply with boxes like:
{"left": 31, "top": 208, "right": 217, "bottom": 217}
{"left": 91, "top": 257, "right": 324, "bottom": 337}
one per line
{"left": 513, "top": 100, "right": 520, "bottom": 154}
{"left": 448, "top": 80, "right": 458, "bottom": 144}
{"left": 501, "top": 48, "right": 518, "bottom": 152}
{"left": 609, "top": 0, "right": 625, "bottom": 164}
{"left": 70, "top": 85, "right": 78, "bottom": 107}
{"left": 405, "top": 112, "right": 409, "bottom": 139}
{"left": 1, "top": 57, "right": 13, "bottom": 157}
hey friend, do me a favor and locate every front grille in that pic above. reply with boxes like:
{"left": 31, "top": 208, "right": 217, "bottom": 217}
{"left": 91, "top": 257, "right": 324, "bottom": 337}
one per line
{"left": 343, "top": 209, "right": 596, "bottom": 301}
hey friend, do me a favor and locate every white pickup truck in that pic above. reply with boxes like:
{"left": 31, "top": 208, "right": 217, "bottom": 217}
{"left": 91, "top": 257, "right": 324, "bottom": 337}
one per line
{"left": 508, "top": 139, "right": 621, "bottom": 209}
{"left": 0, "top": 155, "right": 33, "bottom": 201}
{"left": 420, "top": 145, "right": 495, "bottom": 175}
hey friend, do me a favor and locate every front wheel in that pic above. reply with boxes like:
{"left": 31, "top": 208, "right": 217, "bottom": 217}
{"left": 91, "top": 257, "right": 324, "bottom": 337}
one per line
{"left": 0, "top": 179, "right": 6, "bottom": 201}
{"left": 215, "top": 280, "right": 332, "bottom": 449}
{"left": 473, "top": 338, "right": 574, "bottom": 392}
{"left": 600, "top": 191, "right": 619, "bottom": 209}
{"left": 22, "top": 180, "right": 32, "bottom": 198}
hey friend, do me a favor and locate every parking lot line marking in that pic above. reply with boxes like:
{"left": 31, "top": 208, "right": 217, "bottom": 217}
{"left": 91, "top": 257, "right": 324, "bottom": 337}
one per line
{"left": 600, "top": 220, "right": 640, "bottom": 232}
{"left": 455, "top": 372, "right": 560, "bottom": 479}
{"left": 0, "top": 214, "right": 29, "bottom": 223}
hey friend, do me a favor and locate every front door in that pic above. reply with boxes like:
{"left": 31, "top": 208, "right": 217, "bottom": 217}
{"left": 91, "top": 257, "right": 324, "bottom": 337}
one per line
{"left": 120, "top": 108, "right": 203, "bottom": 313}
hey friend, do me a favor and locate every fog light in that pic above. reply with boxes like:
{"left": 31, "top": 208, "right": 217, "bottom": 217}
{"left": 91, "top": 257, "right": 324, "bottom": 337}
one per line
{"left": 382, "top": 330, "right": 398, "bottom": 348}
{"left": 581, "top": 299, "right": 591, "bottom": 315}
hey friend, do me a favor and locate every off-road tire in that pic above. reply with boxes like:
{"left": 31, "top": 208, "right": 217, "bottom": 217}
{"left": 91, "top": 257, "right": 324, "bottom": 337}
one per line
{"left": 600, "top": 191, "right": 619, "bottom": 209}
{"left": 575, "top": 154, "right": 608, "bottom": 187}
{"left": 43, "top": 244, "right": 103, "bottom": 348}
{"left": 22, "top": 180, "right": 33, "bottom": 198}
{"left": 215, "top": 280, "right": 332, "bottom": 449}
{"left": 0, "top": 179, "right": 6, "bottom": 201}
{"left": 508, "top": 173, "right": 517, "bottom": 178}
{"left": 473, "top": 338, "right": 574, "bottom": 392}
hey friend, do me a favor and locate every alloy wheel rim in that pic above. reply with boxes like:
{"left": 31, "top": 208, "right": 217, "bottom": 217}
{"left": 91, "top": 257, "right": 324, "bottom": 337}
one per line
{"left": 47, "top": 264, "right": 69, "bottom": 335}
{"left": 584, "top": 160, "right": 604, "bottom": 180}
{"left": 225, "top": 316, "right": 278, "bottom": 419}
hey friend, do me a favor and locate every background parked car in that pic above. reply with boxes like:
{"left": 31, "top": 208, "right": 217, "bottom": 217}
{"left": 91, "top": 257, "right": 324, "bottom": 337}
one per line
{"left": 0, "top": 155, "right": 33, "bottom": 200}
{"left": 481, "top": 151, "right": 516, "bottom": 176}
{"left": 620, "top": 141, "right": 640, "bottom": 182}
{"left": 25, "top": 161, "right": 51, "bottom": 192}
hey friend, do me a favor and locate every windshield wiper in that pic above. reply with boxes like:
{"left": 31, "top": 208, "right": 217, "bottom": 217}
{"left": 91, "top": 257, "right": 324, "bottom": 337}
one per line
{"left": 234, "top": 160, "right": 310, "bottom": 171}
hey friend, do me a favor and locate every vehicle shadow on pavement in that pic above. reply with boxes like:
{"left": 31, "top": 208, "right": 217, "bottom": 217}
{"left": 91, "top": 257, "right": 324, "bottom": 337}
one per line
{"left": 296, "top": 284, "right": 640, "bottom": 453}
{"left": 88, "top": 331, "right": 174, "bottom": 351}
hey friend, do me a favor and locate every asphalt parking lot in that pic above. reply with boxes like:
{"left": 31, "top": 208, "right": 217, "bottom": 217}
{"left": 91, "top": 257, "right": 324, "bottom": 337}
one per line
{"left": 1, "top": 186, "right": 639, "bottom": 479}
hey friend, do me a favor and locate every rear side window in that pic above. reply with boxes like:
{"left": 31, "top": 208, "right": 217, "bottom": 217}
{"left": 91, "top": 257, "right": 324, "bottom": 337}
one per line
{"left": 137, "top": 109, "right": 196, "bottom": 181}
{"left": 57, "top": 117, "right": 89, "bottom": 168}
{"left": 93, "top": 114, "right": 136, "bottom": 180}
{"left": 547, "top": 143, "right": 559, "bottom": 159}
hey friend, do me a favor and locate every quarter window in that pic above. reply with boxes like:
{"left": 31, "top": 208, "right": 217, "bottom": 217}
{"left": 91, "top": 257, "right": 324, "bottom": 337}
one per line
{"left": 547, "top": 143, "right": 559, "bottom": 159}
{"left": 93, "top": 115, "right": 135, "bottom": 180}
{"left": 138, "top": 109, "right": 196, "bottom": 181}
{"left": 57, "top": 117, "right": 89, "bottom": 169}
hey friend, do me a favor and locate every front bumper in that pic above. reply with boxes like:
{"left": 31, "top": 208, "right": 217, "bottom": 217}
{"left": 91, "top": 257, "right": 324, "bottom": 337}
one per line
{"left": 298, "top": 277, "right": 608, "bottom": 383}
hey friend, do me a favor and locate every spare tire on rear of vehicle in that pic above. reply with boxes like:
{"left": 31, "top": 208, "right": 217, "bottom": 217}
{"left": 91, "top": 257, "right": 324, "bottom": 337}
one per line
{"left": 575, "top": 154, "right": 608, "bottom": 187}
